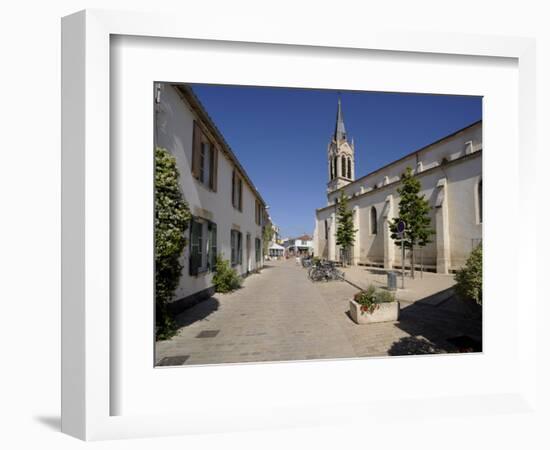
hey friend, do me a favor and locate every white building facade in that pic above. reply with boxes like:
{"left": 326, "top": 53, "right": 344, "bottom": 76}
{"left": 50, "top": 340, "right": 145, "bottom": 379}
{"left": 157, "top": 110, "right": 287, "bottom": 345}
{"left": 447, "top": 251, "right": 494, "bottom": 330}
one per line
{"left": 285, "top": 235, "right": 314, "bottom": 256}
{"left": 155, "top": 84, "right": 267, "bottom": 312}
{"left": 313, "top": 100, "right": 482, "bottom": 274}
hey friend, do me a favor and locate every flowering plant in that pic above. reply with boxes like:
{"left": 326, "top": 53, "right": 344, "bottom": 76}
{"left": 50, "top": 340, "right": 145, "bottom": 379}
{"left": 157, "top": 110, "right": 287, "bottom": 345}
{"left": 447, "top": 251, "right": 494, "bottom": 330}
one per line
{"left": 155, "top": 147, "right": 191, "bottom": 340}
{"left": 354, "top": 285, "right": 379, "bottom": 314}
{"left": 353, "top": 285, "right": 395, "bottom": 314}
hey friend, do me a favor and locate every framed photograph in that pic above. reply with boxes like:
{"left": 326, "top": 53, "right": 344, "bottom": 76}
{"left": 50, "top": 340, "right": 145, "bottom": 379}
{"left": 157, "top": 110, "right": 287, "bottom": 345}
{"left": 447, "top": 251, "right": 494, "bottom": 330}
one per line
{"left": 152, "top": 82, "right": 483, "bottom": 367}
{"left": 62, "top": 9, "right": 537, "bottom": 441}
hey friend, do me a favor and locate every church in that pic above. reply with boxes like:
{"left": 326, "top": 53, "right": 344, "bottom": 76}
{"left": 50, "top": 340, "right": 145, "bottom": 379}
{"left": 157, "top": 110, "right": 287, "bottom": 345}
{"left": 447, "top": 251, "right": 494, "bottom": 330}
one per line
{"left": 313, "top": 99, "right": 482, "bottom": 274}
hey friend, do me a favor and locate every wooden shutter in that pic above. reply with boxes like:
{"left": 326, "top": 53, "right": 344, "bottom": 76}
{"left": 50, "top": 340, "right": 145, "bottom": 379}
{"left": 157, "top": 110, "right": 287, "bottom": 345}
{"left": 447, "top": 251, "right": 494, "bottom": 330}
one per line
{"left": 255, "top": 238, "right": 261, "bottom": 263}
{"left": 208, "top": 222, "right": 217, "bottom": 270}
{"left": 191, "top": 121, "right": 201, "bottom": 179}
{"left": 238, "top": 232, "right": 242, "bottom": 265}
{"left": 231, "top": 170, "right": 235, "bottom": 208}
{"left": 230, "top": 230, "right": 236, "bottom": 265}
{"left": 210, "top": 146, "right": 218, "bottom": 191}
{"left": 238, "top": 178, "right": 243, "bottom": 211}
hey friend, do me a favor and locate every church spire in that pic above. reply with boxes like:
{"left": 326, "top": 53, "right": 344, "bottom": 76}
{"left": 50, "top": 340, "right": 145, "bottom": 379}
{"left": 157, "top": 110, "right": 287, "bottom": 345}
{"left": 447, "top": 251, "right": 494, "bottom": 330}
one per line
{"left": 334, "top": 97, "right": 347, "bottom": 142}
{"left": 327, "top": 96, "right": 354, "bottom": 193}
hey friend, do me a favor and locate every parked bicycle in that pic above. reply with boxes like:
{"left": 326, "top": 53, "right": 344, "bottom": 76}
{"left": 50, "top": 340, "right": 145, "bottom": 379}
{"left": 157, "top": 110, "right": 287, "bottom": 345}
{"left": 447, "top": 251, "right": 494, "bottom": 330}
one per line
{"left": 308, "top": 260, "right": 345, "bottom": 282}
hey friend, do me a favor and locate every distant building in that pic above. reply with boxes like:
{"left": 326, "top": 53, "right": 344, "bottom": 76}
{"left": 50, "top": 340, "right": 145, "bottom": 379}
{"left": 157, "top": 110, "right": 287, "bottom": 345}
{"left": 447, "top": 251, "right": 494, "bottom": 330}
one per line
{"left": 265, "top": 219, "right": 284, "bottom": 259}
{"left": 314, "top": 99, "right": 482, "bottom": 273}
{"left": 284, "top": 234, "right": 314, "bottom": 256}
{"left": 155, "top": 83, "right": 267, "bottom": 312}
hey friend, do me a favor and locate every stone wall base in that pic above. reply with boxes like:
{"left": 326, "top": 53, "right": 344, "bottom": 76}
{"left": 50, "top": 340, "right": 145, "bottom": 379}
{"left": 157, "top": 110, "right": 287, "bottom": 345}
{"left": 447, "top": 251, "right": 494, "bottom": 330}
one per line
{"left": 349, "top": 300, "right": 400, "bottom": 324}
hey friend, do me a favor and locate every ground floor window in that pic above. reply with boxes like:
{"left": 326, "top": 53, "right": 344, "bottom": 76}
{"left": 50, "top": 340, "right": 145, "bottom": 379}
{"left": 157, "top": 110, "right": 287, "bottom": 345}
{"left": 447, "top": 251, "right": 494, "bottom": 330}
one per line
{"left": 189, "top": 217, "right": 217, "bottom": 276}
{"left": 255, "top": 238, "right": 262, "bottom": 263}
{"left": 231, "top": 229, "right": 242, "bottom": 266}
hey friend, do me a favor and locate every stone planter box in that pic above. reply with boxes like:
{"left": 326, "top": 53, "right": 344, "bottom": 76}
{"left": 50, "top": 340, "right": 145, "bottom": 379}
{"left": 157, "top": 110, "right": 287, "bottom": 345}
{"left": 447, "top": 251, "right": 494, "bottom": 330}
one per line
{"left": 349, "top": 299, "right": 400, "bottom": 324}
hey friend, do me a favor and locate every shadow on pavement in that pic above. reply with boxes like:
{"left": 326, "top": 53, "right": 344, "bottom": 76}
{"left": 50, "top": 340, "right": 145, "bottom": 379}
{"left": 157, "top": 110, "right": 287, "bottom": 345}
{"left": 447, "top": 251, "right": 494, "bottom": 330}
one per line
{"left": 366, "top": 268, "right": 390, "bottom": 275}
{"left": 174, "top": 296, "right": 221, "bottom": 329}
{"left": 392, "top": 293, "right": 482, "bottom": 354}
{"left": 388, "top": 336, "right": 446, "bottom": 355}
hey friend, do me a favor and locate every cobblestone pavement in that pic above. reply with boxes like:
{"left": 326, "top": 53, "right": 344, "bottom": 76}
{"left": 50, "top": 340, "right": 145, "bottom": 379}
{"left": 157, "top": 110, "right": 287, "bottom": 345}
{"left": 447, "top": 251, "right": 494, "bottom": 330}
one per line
{"left": 341, "top": 265, "right": 457, "bottom": 303}
{"left": 155, "top": 259, "right": 482, "bottom": 366}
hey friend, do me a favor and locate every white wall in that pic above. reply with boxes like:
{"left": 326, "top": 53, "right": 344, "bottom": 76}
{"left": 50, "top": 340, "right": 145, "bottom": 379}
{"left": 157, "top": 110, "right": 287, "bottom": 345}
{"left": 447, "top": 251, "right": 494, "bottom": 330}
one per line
{"left": 156, "top": 85, "right": 264, "bottom": 300}
{"left": 316, "top": 123, "right": 482, "bottom": 270}
{"left": 327, "top": 122, "right": 482, "bottom": 205}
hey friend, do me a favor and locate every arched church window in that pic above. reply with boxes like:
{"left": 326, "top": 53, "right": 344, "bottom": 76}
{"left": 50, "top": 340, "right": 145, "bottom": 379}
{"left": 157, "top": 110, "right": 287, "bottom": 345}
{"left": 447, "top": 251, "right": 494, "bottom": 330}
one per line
{"left": 477, "top": 179, "right": 482, "bottom": 223}
{"left": 341, "top": 156, "right": 346, "bottom": 178}
{"left": 347, "top": 158, "right": 352, "bottom": 179}
{"left": 334, "top": 156, "right": 338, "bottom": 178}
{"left": 330, "top": 158, "right": 334, "bottom": 180}
{"left": 370, "top": 206, "right": 378, "bottom": 235}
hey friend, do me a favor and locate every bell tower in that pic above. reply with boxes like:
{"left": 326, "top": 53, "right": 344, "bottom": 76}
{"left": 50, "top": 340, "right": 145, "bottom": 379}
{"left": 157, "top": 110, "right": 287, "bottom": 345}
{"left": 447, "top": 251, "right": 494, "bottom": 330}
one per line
{"left": 327, "top": 98, "right": 355, "bottom": 193}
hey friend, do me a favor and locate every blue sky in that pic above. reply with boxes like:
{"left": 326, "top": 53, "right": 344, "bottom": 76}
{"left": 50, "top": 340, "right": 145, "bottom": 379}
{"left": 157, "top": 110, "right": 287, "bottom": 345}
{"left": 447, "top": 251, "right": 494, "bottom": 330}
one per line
{"left": 190, "top": 84, "right": 482, "bottom": 238}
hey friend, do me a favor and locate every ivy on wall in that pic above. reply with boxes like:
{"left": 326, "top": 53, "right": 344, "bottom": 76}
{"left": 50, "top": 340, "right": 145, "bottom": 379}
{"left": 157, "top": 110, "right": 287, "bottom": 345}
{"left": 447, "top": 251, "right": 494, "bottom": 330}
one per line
{"left": 155, "top": 147, "right": 191, "bottom": 340}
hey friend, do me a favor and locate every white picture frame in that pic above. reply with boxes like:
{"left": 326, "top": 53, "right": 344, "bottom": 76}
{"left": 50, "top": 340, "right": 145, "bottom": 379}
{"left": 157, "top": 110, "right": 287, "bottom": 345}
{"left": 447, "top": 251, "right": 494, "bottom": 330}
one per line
{"left": 61, "top": 9, "right": 538, "bottom": 441}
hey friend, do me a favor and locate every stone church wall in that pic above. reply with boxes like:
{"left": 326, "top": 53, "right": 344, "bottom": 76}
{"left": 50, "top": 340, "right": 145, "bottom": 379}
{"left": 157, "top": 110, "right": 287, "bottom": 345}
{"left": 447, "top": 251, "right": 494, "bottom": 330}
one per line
{"left": 315, "top": 121, "right": 482, "bottom": 273}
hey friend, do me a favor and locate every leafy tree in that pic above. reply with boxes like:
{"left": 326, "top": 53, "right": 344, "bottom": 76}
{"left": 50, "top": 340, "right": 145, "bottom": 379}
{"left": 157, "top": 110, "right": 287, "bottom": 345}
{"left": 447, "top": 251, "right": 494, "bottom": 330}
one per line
{"left": 335, "top": 191, "right": 357, "bottom": 266}
{"left": 390, "top": 167, "right": 435, "bottom": 278}
{"left": 455, "top": 243, "right": 482, "bottom": 305}
{"left": 155, "top": 147, "right": 191, "bottom": 340}
{"left": 262, "top": 223, "right": 274, "bottom": 257}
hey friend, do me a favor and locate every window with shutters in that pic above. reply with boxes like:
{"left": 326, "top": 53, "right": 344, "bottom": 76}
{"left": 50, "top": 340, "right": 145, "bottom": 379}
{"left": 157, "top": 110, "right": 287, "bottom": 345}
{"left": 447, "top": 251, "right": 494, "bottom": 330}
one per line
{"left": 189, "top": 218, "right": 203, "bottom": 276}
{"left": 232, "top": 170, "right": 243, "bottom": 211}
{"left": 255, "top": 200, "right": 263, "bottom": 225}
{"left": 189, "top": 217, "right": 217, "bottom": 276}
{"left": 192, "top": 121, "right": 218, "bottom": 191}
{"left": 238, "top": 178, "right": 243, "bottom": 210}
{"left": 231, "top": 229, "right": 242, "bottom": 266}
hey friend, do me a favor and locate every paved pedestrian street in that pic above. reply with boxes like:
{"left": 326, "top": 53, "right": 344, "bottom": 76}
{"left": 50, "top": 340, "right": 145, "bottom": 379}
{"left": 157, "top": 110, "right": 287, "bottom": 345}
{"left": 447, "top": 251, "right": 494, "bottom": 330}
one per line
{"left": 155, "top": 259, "right": 482, "bottom": 366}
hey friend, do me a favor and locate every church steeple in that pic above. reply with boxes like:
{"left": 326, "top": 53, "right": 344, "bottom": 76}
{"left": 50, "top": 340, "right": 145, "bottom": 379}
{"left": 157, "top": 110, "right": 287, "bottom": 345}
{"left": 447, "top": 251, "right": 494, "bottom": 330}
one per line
{"left": 334, "top": 98, "right": 347, "bottom": 142}
{"left": 327, "top": 97, "right": 355, "bottom": 194}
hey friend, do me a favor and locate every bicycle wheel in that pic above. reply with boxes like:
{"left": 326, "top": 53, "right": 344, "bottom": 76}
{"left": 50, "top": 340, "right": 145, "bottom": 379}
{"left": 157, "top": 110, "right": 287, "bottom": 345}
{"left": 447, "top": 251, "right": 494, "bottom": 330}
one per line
{"left": 310, "top": 268, "right": 325, "bottom": 282}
